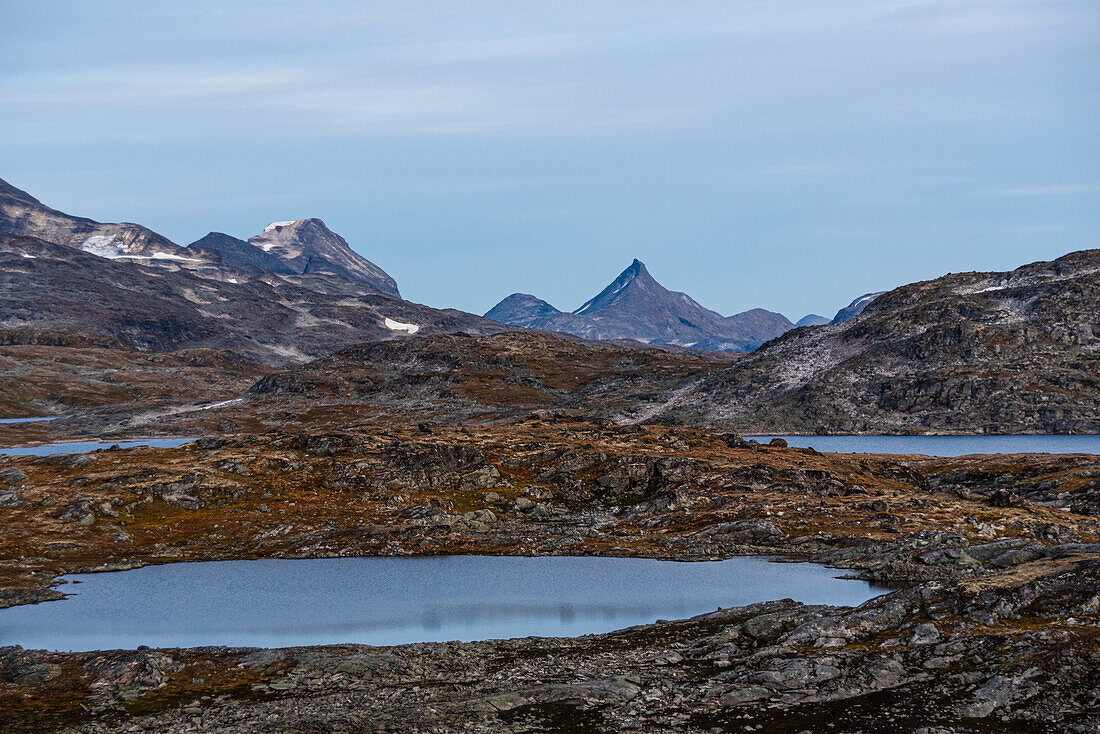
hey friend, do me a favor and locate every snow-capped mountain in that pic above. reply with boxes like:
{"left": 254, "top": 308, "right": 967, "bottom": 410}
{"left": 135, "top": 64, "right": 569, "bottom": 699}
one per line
{"left": 190, "top": 219, "right": 399, "bottom": 297}
{"left": 485, "top": 259, "right": 793, "bottom": 352}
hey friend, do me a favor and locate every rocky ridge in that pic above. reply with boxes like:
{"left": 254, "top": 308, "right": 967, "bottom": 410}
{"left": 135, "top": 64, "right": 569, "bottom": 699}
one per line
{"left": 648, "top": 249, "right": 1100, "bottom": 434}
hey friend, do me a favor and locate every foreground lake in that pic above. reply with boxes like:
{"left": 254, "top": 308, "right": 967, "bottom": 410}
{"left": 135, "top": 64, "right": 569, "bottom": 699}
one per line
{"left": 0, "top": 556, "right": 882, "bottom": 652}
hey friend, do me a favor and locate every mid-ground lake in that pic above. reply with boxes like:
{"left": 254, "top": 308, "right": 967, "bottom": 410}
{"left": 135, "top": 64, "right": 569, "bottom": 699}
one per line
{"left": 0, "top": 437, "right": 196, "bottom": 456}
{"left": 3, "top": 434, "right": 1100, "bottom": 458}
{"left": 0, "top": 416, "right": 61, "bottom": 425}
{"left": 754, "top": 434, "right": 1100, "bottom": 456}
{"left": 0, "top": 556, "right": 883, "bottom": 651}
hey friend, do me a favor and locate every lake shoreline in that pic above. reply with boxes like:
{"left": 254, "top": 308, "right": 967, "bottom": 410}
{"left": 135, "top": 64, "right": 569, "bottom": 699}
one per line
{"left": 4, "top": 553, "right": 1097, "bottom": 733}
{"left": 1, "top": 419, "right": 1097, "bottom": 731}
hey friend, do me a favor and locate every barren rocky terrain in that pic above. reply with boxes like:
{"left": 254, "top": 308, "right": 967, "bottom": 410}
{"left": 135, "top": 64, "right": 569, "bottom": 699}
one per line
{"left": 649, "top": 249, "right": 1100, "bottom": 434}
{"left": 1, "top": 415, "right": 1098, "bottom": 732}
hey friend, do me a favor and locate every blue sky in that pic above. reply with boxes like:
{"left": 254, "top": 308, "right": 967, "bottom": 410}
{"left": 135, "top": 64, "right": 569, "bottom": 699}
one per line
{"left": 2, "top": 0, "right": 1096, "bottom": 320}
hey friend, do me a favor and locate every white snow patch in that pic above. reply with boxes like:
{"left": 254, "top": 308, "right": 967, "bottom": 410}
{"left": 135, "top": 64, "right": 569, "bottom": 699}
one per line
{"left": 197, "top": 398, "right": 243, "bottom": 411}
{"left": 384, "top": 317, "right": 419, "bottom": 334}
{"left": 80, "top": 236, "right": 199, "bottom": 262}
{"left": 21, "top": 253, "right": 36, "bottom": 259}
{"left": 264, "top": 220, "right": 297, "bottom": 232}
{"left": 227, "top": 278, "right": 239, "bottom": 284}
{"left": 80, "top": 235, "right": 129, "bottom": 259}
{"left": 974, "top": 285, "right": 1009, "bottom": 293}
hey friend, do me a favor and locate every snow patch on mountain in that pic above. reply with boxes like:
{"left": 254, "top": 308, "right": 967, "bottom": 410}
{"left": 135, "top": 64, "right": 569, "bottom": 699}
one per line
{"left": 79, "top": 235, "right": 199, "bottom": 262}
{"left": 384, "top": 317, "right": 419, "bottom": 334}
{"left": 80, "top": 235, "right": 129, "bottom": 259}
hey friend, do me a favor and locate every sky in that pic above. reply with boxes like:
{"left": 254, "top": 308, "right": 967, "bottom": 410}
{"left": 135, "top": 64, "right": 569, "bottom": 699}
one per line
{"left": 1, "top": 0, "right": 1097, "bottom": 320}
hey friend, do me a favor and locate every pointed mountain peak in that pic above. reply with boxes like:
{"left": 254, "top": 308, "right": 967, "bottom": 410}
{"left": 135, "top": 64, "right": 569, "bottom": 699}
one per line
{"left": 573, "top": 258, "right": 656, "bottom": 315}
{"left": 485, "top": 257, "right": 794, "bottom": 351}
{"left": 624, "top": 258, "right": 650, "bottom": 279}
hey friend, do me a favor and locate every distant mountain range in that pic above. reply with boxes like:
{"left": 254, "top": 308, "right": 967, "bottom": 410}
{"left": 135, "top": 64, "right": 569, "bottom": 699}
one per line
{"left": 0, "top": 177, "right": 499, "bottom": 364}
{"left": 486, "top": 259, "right": 795, "bottom": 351}
{"left": 1, "top": 174, "right": 891, "bottom": 365}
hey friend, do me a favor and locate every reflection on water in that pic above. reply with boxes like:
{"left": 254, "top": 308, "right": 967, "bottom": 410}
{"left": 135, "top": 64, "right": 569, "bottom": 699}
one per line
{"left": 0, "top": 437, "right": 197, "bottom": 456}
{"left": 753, "top": 434, "right": 1100, "bottom": 456}
{"left": 0, "top": 556, "right": 883, "bottom": 652}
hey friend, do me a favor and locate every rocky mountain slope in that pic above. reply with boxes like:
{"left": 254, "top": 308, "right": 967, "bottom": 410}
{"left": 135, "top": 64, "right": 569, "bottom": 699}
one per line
{"left": 1, "top": 179, "right": 178, "bottom": 258}
{"left": 648, "top": 249, "right": 1100, "bottom": 434}
{"left": 486, "top": 259, "right": 793, "bottom": 351}
{"left": 1, "top": 234, "right": 499, "bottom": 366}
{"left": 189, "top": 218, "right": 400, "bottom": 297}
{"left": 0, "top": 180, "right": 503, "bottom": 366}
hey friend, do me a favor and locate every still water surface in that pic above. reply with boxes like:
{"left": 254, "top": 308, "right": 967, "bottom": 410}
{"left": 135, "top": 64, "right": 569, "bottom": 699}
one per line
{"left": 3, "top": 435, "right": 1098, "bottom": 458}
{"left": 754, "top": 435, "right": 1100, "bottom": 456}
{"left": 0, "top": 556, "right": 882, "bottom": 651}
{"left": 0, "top": 437, "right": 196, "bottom": 456}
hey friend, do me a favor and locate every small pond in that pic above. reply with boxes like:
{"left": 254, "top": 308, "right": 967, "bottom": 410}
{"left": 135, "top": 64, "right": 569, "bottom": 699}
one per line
{"left": 0, "top": 556, "right": 883, "bottom": 652}
{"left": 753, "top": 435, "right": 1100, "bottom": 456}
